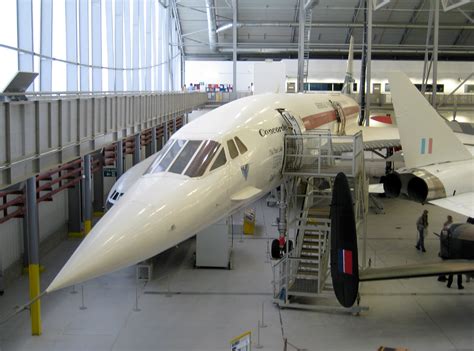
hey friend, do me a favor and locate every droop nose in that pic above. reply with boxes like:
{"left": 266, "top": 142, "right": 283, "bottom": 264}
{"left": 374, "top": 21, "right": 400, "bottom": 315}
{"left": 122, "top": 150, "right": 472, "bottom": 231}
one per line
{"left": 46, "top": 198, "right": 170, "bottom": 293}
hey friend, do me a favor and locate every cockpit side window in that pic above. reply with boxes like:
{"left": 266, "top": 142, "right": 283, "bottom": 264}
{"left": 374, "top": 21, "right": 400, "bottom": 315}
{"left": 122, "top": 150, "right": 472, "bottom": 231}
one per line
{"left": 209, "top": 148, "right": 227, "bottom": 172}
{"left": 153, "top": 139, "right": 186, "bottom": 173}
{"left": 227, "top": 139, "right": 239, "bottom": 159}
{"left": 185, "top": 140, "right": 220, "bottom": 177}
{"left": 145, "top": 139, "right": 176, "bottom": 174}
{"left": 168, "top": 140, "right": 202, "bottom": 174}
{"left": 234, "top": 137, "right": 248, "bottom": 154}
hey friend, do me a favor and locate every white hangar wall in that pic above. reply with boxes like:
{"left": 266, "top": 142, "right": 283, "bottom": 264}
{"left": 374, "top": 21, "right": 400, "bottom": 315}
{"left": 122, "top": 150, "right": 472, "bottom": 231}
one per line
{"left": 185, "top": 59, "right": 474, "bottom": 94}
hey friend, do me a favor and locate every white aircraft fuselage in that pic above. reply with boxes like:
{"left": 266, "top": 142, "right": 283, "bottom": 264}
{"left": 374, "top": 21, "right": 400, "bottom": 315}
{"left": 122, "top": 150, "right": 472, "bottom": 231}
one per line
{"left": 47, "top": 93, "right": 359, "bottom": 292}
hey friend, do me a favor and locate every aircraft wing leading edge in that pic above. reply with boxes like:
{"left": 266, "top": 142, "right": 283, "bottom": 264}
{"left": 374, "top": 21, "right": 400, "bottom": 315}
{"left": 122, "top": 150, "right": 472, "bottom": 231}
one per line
{"left": 429, "top": 192, "right": 474, "bottom": 218}
{"left": 359, "top": 260, "right": 474, "bottom": 282}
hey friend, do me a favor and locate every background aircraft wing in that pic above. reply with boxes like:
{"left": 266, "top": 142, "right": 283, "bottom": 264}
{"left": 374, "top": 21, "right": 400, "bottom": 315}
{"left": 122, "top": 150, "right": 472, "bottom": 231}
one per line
{"left": 429, "top": 192, "right": 474, "bottom": 218}
{"left": 360, "top": 260, "right": 474, "bottom": 282}
{"left": 332, "top": 126, "right": 400, "bottom": 153}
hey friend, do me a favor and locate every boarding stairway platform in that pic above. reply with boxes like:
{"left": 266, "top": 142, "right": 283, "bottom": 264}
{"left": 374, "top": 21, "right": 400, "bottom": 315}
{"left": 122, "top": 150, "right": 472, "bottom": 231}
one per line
{"left": 272, "top": 131, "right": 368, "bottom": 312}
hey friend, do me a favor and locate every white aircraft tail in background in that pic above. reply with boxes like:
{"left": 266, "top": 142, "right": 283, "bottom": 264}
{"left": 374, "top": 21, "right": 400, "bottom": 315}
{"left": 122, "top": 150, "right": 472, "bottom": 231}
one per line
{"left": 388, "top": 72, "right": 471, "bottom": 169}
{"left": 341, "top": 36, "right": 354, "bottom": 95}
{"left": 384, "top": 72, "right": 474, "bottom": 217}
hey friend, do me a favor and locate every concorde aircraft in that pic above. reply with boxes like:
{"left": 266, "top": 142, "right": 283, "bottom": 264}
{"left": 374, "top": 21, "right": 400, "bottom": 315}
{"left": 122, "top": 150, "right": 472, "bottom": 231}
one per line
{"left": 383, "top": 73, "right": 474, "bottom": 218}
{"left": 45, "top": 55, "right": 469, "bottom": 293}
{"left": 46, "top": 38, "right": 373, "bottom": 293}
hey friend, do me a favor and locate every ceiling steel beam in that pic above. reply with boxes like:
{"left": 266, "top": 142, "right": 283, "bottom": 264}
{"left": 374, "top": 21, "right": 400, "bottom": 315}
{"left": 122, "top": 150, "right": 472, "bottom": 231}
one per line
{"left": 345, "top": 0, "right": 363, "bottom": 44}
{"left": 399, "top": 0, "right": 426, "bottom": 45}
{"left": 214, "top": 21, "right": 473, "bottom": 31}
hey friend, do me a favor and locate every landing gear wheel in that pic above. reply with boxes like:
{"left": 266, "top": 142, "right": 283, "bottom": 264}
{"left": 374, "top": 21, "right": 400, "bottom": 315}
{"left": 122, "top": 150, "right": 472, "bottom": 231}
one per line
{"left": 288, "top": 240, "right": 294, "bottom": 252}
{"left": 271, "top": 239, "right": 281, "bottom": 259}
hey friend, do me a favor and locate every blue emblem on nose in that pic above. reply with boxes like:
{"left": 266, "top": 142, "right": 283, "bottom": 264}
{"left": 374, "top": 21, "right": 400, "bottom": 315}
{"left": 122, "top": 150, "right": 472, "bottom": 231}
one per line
{"left": 241, "top": 164, "right": 249, "bottom": 180}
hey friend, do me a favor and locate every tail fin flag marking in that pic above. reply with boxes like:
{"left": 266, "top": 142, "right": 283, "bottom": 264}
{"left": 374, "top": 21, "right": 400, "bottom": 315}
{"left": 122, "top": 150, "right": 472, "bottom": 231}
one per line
{"left": 420, "top": 137, "right": 433, "bottom": 155}
{"left": 338, "top": 249, "right": 353, "bottom": 275}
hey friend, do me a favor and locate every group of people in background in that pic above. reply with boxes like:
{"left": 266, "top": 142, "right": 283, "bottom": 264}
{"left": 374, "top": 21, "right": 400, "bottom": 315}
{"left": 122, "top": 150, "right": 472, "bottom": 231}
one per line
{"left": 415, "top": 210, "right": 464, "bottom": 290}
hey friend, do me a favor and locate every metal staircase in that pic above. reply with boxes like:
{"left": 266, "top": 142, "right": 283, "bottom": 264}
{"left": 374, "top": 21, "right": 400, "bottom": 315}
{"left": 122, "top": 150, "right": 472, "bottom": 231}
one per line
{"left": 272, "top": 130, "right": 368, "bottom": 311}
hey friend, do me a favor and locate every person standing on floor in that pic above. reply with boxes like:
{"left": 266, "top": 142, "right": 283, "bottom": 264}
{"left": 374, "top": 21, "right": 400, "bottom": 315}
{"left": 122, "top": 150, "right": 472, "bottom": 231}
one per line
{"left": 438, "top": 215, "right": 453, "bottom": 282}
{"left": 447, "top": 273, "right": 464, "bottom": 290}
{"left": 416, "top": 209, "right": 429, "bottom": 252}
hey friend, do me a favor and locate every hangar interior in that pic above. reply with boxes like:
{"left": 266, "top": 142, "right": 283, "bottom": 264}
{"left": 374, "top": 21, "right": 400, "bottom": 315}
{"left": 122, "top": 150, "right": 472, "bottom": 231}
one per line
{"left": 0, "top": 0, "right": 473, "bottom": 350}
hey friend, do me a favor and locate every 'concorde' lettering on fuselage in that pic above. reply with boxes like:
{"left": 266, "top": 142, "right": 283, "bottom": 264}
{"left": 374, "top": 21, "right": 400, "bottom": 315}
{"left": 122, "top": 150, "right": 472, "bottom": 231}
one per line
{"left": 258, "top": 125, "right": 290, "bottom": 137}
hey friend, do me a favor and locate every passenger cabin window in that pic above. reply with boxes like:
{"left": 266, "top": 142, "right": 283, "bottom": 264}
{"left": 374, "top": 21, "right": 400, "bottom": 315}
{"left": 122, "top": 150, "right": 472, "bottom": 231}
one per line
{"left": 210, "top": 148, "right": 227, "bottom": 171}
{"left": 227, "top": 139, "right": 239, "bottom": 159}
{"left": 234, "top": 137, "right": 248, "bottom": 154}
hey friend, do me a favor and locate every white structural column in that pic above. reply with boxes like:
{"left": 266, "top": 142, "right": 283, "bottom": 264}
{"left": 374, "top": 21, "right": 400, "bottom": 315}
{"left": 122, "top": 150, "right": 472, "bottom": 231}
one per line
{"left": 17, "top": 0, "right": 34, "bottom": 88}
{"left": 232, "top": 0, "right": 237, "bottom": 99}
{"left": 132, "top": 0, "right": 139, "bottom": 91}
{"left": 40, "top": 0, "right": 53, "bottom": 91}
{"left": 139, "top": 0, "right": 146, "bottom": 90}
{"left": 421, "top": 0, "right": 433, "bottom": 94}
{"left": 79, "top": 0, "right": 90, "bottom": 91}
{"left": 123, "top": 0, "right": 132, "bottom": 90}
{"left": 157, "top": 2, "right": 163, "bottom": 91}
{"left": 297, "top": 0, "right": 305, "bottom": 93}
{"left": 106, "top": 0, "right": 115, "bottom": 91}
{"left": 146, "top": 0, "right": 152, "bottom": 90}
{"left": 365, "top": 0, "right": 372, "bottom": 126}
{"left": 152, "top": 0, "right": 158, "bottom": 90}
{"left": 170, "top": 14, "right": 175, "bottom": 90}
{"left": 432, "top": 0, "right": 439, "bottom": 107}
{"left": 115, "top": 0, "right": 124, "bottom": 91}
{"left": 65, "top": 0, "right": 78, "bottom": 91}
{"left": 162, "top": 5, "right": 170, "bottom": 91}
{"left": 91, "top": 0, "right": 102, "bottom": 91}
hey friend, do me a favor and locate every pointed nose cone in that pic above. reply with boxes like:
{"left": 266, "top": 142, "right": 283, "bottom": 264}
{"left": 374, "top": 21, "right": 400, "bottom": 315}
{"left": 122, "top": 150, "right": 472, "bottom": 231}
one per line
{"left": 46, "top": 198, "right": 173, "bottom": 293}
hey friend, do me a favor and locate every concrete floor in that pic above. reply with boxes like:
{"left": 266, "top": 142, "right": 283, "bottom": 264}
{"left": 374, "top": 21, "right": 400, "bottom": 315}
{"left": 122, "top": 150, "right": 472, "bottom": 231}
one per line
{"left": 0, "top": 195, "right": 473, "bottom": 351}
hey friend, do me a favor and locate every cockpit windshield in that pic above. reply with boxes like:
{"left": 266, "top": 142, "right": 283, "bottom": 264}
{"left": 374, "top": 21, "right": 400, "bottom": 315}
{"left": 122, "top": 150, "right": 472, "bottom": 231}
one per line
{"left": 145, "top": 139, "right": 224, "bottom": 178}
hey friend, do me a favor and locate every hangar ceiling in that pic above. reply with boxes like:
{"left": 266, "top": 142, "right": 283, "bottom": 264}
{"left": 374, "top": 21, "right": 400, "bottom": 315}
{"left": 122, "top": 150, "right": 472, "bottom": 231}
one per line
{"left": 175, "top": 0, "right": 474, "bottom": 60}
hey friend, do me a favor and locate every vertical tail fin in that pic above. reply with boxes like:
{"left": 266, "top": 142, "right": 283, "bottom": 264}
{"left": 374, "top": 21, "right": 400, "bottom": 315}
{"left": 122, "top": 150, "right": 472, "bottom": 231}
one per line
{"left": 330, "top": 172, "right": 359, "bottom": 308}
{"left": 341, "top": 36, "right": 354, "bottom": 95}
{"left": 388, "top": 72, "right": 471, "bottom": 169}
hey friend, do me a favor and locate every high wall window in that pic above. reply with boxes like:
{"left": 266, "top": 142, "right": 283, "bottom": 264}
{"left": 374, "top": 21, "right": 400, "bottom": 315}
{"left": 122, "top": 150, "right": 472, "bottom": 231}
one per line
{"left": 303, "top": 82, "right": 358, "bottom": 92}
{"left": 0, "top": 0, "right": 183, "bottom": 93}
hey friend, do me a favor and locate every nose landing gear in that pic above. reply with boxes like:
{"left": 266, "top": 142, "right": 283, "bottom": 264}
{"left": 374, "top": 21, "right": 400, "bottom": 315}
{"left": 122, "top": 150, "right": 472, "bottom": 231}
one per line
{"left": 271, "top": 238, "right": 294, "bottom": 259}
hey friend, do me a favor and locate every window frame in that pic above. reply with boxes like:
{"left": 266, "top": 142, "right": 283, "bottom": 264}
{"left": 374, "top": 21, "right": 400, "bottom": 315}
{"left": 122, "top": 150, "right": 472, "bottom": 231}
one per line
{"left": 208, "top": 146, "right": 227, "bottom": 172}
{"left": 168, "top": 140, "right": 203, "bottom": 175}
{"left": 234, "top": 137, "right": 248, "bottom": 154}
{"left": 227, "top": 139, "right": 239, "bottom": 159}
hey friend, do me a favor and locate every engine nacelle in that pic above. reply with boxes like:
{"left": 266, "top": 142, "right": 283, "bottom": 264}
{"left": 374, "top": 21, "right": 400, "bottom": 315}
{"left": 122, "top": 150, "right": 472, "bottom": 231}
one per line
{"left": 383, "top": 170, "right": 446, "bottom": 203}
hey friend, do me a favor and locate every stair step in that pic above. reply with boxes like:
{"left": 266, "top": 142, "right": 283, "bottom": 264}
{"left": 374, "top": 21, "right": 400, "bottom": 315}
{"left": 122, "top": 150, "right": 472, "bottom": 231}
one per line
{"left": 304, "top": 231, "right": 327, "bottom": 237}
{"left": 299, "top": 263, "right": 319, "bottom": 270}
{"left": 289, "top": 278, "right": 319, "bottom": 293}
{"left": 302, "top": 244, "right": 322, "bottom": 250}
{"left": 301, "top": 249, "right": 320, "bottom": 256}
{"left": 296, "top": 271, "right": 318, "bottom": 278}
{"left": 303, "top": 238, "right": 325, "bottom": 244}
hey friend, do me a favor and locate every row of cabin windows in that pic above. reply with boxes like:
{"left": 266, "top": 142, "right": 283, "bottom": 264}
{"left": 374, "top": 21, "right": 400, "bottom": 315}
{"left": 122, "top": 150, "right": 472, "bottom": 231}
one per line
{"left": 145, "top": 136, "right": 248, "bottom": 177}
